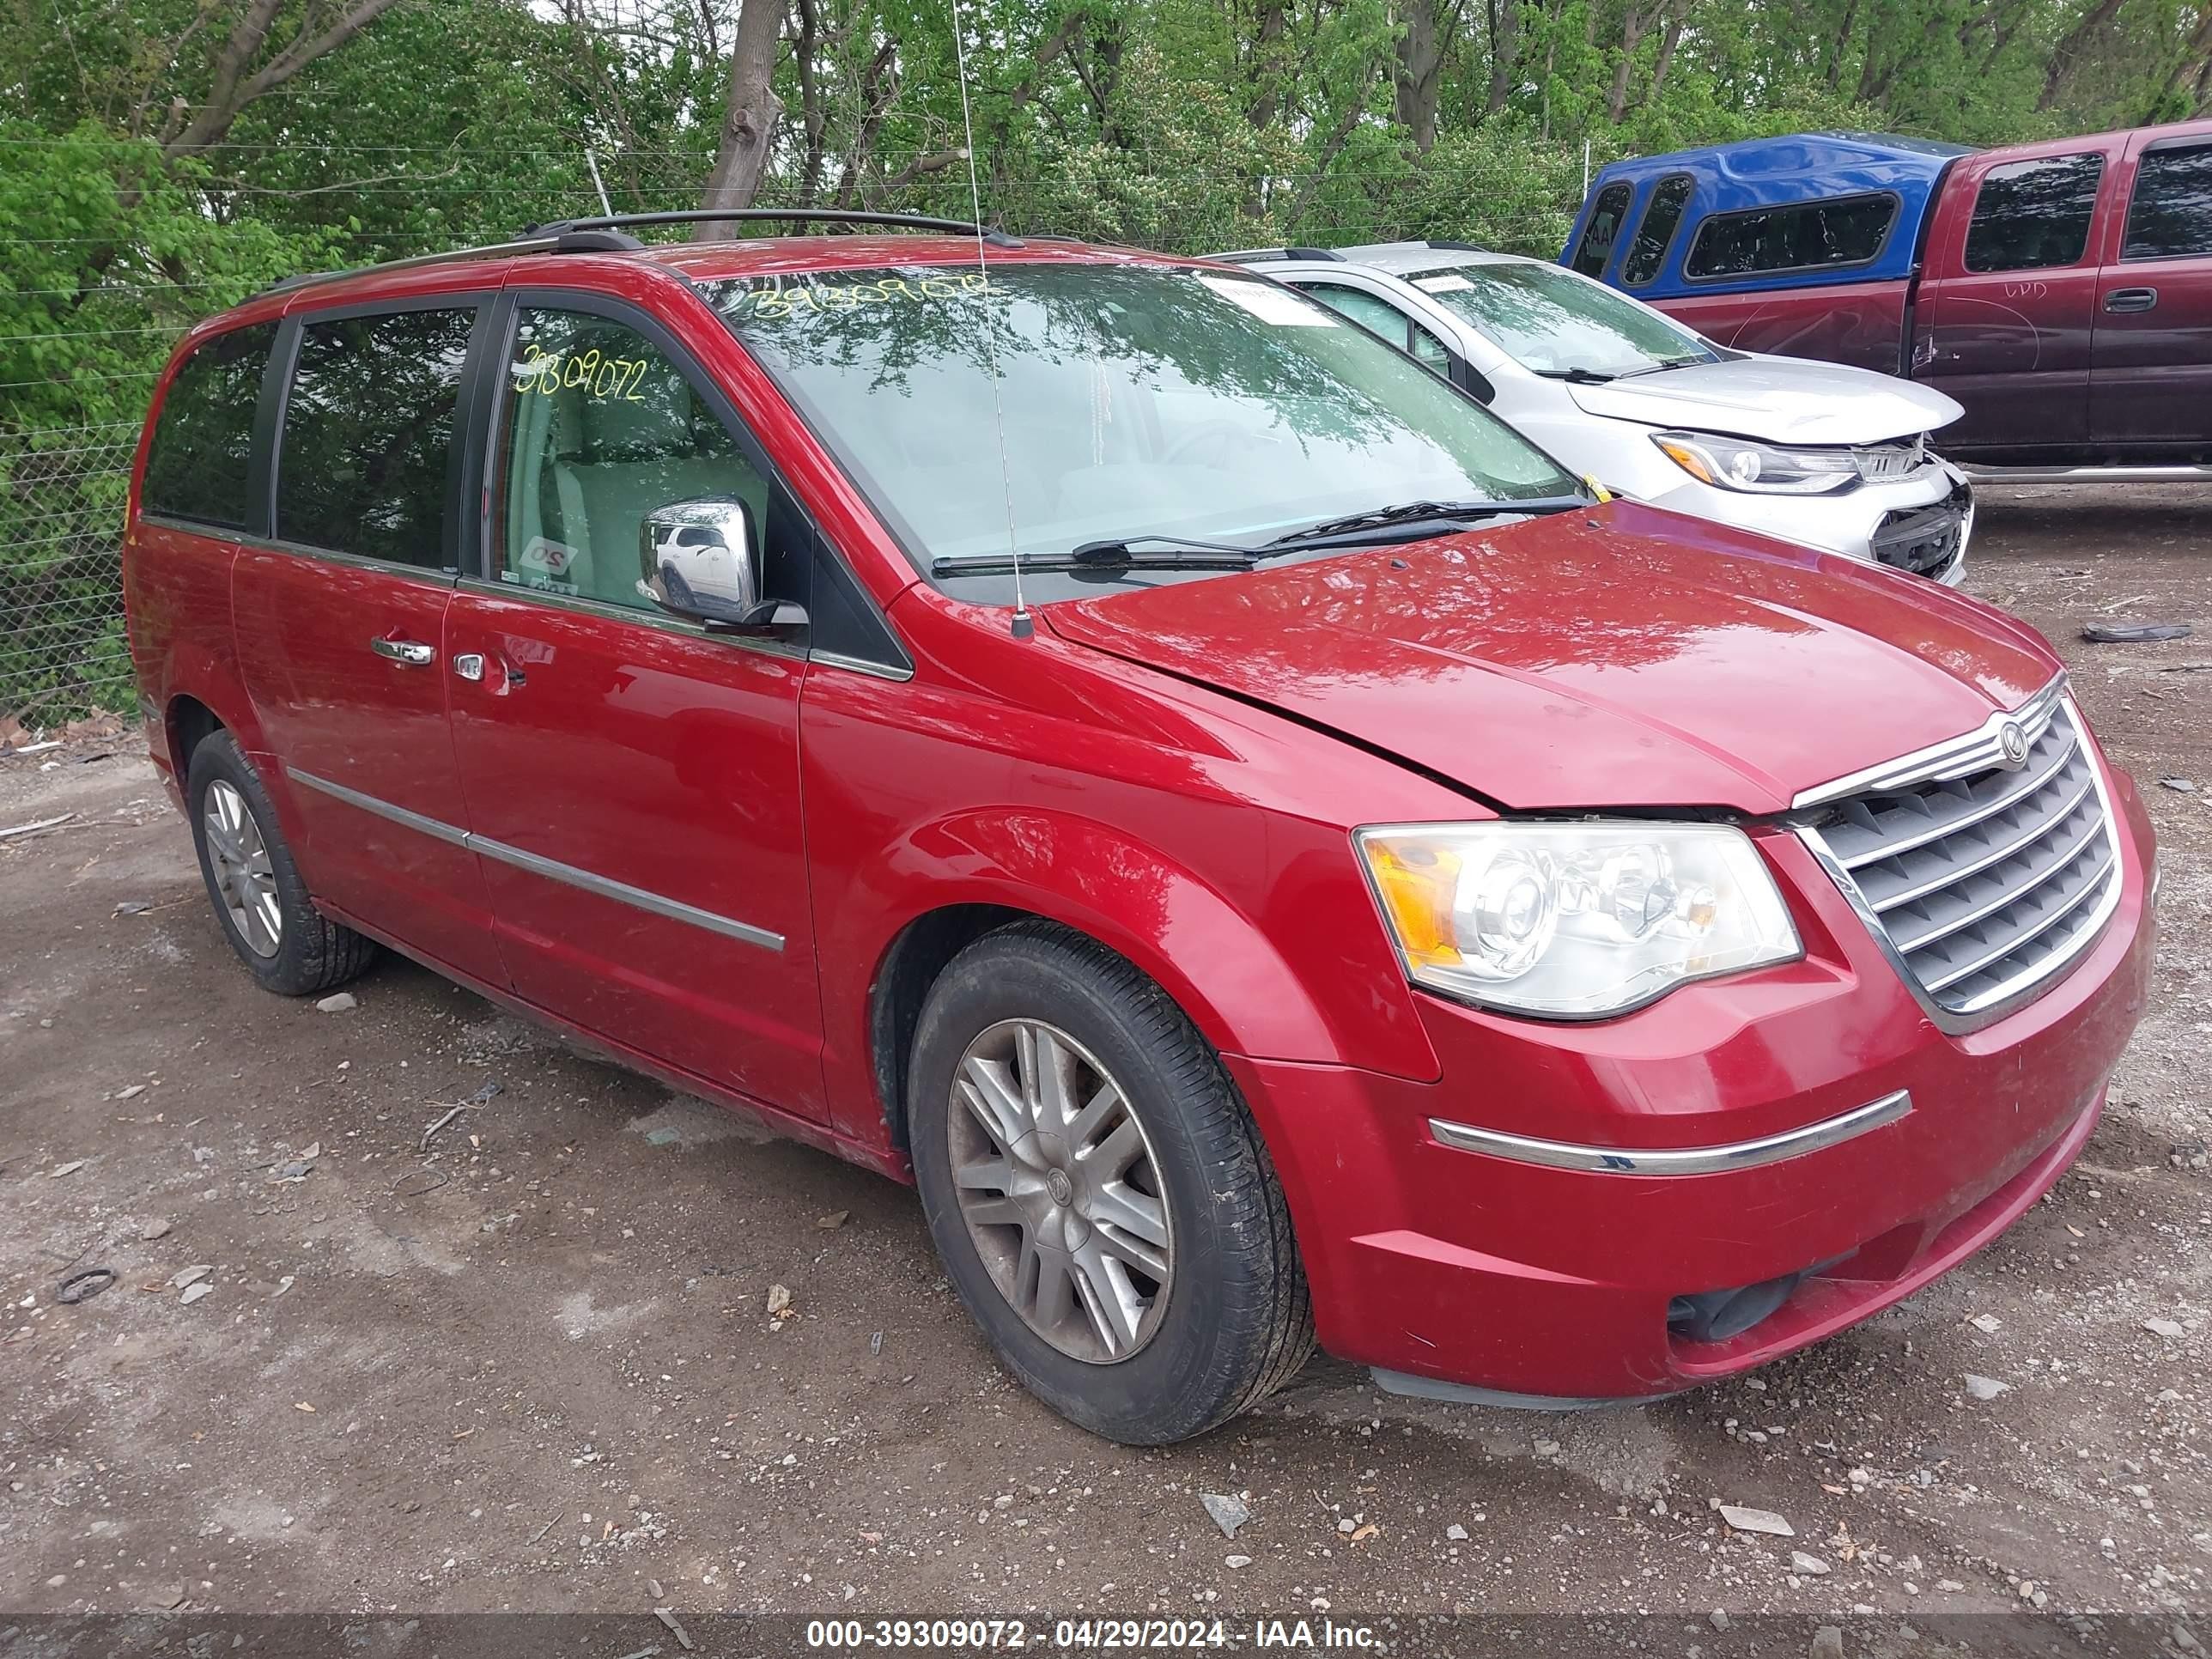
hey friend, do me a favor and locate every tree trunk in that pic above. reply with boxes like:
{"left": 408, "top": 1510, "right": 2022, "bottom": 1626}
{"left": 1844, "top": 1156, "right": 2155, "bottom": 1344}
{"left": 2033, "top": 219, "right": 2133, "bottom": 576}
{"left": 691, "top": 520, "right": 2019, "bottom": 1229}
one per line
{"left": 1607, "top": 1, "right": 1651, "bottom": 123}
{"left": 1644, "top": 0, "right": 1693, "bottom": 110}
{"left": 1485, "top": 0, "right": 1523, "bottom": 116}
{"left": 2039, "top": 0, "right": 2127, "bottom": 111}
{"left": 1394, "top": 0, "right": 1453, "bottom": 152}
{"left": 161, "top": 0, "right": 404, "bottom": 160}
{"left": 1246, "top": 0, "right": 1292, "bottom": 128}
{"left": 696, "top": 0, "right": 792, "bottom": 240}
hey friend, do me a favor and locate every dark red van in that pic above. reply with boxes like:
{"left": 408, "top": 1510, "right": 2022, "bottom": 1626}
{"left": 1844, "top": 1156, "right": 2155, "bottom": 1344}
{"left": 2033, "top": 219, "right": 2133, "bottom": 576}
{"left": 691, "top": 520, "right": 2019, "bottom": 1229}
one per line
{"left": 124, "top": 213, "right": 2157, "bottom": 1443}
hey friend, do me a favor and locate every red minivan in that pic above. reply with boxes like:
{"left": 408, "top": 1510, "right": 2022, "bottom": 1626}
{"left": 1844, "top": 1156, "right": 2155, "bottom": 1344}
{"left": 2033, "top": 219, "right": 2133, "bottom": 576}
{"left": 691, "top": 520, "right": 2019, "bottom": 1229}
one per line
{"left": 124, "top": 213, "right": 2157, "bottom": 1443}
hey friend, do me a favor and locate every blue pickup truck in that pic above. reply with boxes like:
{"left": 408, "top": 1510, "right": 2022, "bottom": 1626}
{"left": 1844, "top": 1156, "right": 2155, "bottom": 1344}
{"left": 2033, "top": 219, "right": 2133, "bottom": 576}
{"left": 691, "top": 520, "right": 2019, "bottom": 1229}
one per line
{"left": 1563, "top": 125, "right": 2212, "bottom": 471}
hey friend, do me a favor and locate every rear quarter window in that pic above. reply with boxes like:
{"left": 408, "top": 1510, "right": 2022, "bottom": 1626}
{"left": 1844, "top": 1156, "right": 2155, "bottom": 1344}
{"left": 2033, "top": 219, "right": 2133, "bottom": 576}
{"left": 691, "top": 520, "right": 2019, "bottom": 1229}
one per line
{"left": 142, "top": 322, "right": 277, "bottom": 530}
{"left": 1621, "top": 175, "right": 1693, "bottom": 286}
{"left": 1684, "top": 192, "right": 1899, "bottom": 282}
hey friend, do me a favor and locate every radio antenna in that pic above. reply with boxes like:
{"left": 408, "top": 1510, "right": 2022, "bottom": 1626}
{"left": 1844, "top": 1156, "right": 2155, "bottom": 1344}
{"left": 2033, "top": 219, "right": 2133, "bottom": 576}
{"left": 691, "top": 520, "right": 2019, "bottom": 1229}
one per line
{"left": 949, "top": 0, "right": 1030, "bottom": 639}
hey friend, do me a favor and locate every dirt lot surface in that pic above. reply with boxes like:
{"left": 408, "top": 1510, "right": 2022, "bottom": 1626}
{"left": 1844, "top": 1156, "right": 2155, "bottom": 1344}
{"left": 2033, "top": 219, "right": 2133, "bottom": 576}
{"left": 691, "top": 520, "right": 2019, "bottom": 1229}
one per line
{"left": 3, "top": 486, "right": 2208, "bottom": 1644}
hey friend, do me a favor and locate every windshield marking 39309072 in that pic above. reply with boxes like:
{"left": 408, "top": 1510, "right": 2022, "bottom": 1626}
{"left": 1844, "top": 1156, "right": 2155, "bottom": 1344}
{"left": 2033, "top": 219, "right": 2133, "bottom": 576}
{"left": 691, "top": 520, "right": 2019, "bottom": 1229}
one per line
{"left": 709, "top": 262, "right": 1581, "bottom": 602}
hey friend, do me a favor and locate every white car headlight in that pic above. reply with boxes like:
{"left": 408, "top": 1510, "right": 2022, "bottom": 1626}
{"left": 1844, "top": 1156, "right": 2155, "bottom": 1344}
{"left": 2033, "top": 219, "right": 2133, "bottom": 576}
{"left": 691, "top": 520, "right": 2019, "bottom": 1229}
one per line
{"left": 1356, "top": 822, "right": 1802, "bottom": 1018}
{"left": 1652, "top": 430, "right": 1858, "bottom": 495}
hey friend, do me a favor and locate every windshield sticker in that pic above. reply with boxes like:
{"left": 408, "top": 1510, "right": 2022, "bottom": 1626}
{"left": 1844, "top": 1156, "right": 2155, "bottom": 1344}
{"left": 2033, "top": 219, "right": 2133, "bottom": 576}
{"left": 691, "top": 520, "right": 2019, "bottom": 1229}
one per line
{"left": 722, "top": 271, "right": 993, "bottom": 320}
{"left": 1194, "top": 274, "right": 1336, "bottom": 326}
{"left": 1412, "top": 273, "right": 1474, "bottom": 293}
{"left": 514, "top": 347, "right": 649, "bottom": 402}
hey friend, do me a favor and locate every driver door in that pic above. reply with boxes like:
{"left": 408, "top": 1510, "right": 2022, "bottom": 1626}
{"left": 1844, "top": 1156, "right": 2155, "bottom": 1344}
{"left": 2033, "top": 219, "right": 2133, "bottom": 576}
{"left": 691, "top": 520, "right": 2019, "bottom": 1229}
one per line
{"left": 443, "top": 292, "right": 827, "bottom": 1120}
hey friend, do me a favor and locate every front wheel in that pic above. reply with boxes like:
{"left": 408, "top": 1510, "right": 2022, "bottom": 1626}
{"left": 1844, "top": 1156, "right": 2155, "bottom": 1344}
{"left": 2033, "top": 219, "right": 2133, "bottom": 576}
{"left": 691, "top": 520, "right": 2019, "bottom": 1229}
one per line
{"left": 908, "top": 922, "right": 1313, "bottom": 1443}
{"left": 185, "top": 731, "right": 377, "bottom": 996}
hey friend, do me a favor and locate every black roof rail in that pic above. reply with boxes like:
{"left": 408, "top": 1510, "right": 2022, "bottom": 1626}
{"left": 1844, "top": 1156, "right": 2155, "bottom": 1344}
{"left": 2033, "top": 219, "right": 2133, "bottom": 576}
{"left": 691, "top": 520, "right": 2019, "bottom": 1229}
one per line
{"left": 1206, "top": 246, "right": 1346, "bottom": 264}
{"left": 260, "top": 228, "right": 646, "bottom": 295}
{"left": 523, "top": 208, "right": 1024, "bottom": 247}
{"left": 1422, "top": 239, "right": 1492, "bottom": 253}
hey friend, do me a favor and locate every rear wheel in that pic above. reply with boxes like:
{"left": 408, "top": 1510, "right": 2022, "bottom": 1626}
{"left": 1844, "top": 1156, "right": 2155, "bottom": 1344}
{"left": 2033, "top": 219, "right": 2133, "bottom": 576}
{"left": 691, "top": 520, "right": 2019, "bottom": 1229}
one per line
{"left": 186, "top": 731, "right": 376, "bottom": 996}
{"left": 908, "top": 921, "right": 1312, "bottom": 1443}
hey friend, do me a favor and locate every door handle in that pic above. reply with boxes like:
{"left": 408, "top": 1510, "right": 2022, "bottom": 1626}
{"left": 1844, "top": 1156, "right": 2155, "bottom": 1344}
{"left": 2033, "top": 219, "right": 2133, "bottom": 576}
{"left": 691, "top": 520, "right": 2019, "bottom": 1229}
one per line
{"left": 2104, "top": 287, "right": 2158, "bottom": 313}
{"left": 370, "top": 636, "right": 435, "bottom": 666}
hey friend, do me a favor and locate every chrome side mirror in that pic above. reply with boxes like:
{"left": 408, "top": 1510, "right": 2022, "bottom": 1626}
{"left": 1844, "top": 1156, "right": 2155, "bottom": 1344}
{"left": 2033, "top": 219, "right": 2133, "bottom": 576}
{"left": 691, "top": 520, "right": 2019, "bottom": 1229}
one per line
{"left": 637, "top": 499, "right": 802, "bottom": 630}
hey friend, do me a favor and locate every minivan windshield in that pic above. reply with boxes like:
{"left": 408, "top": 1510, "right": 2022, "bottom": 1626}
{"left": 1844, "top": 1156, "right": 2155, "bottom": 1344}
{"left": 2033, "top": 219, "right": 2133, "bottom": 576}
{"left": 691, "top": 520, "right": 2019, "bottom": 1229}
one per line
{"left": 710, "top": 262, "right": 1578, "bottom": 599}
{"left": 1405, "top": 261, "right": 1719, "bottom": 380}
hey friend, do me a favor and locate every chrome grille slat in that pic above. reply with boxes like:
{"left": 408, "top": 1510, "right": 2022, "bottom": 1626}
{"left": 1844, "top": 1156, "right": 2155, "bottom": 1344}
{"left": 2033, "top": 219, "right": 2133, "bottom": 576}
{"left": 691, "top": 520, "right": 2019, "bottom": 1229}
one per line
{"left": 1832, "top": 716, "right": 2081, "bottom": 871}
{"left": 1919, "top": 848, "right": 2116, "bottom": 993}
{"left": 1799, "top": 690, "right": 2122, "bottom": 1022}
{"left": 1868, "top": 765, "right": 2099, "bottom": 911}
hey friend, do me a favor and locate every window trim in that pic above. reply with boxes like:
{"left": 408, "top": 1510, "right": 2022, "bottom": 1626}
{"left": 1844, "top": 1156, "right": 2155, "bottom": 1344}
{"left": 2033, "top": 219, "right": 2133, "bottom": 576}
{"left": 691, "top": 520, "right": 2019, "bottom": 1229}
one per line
{"left": 1960, "top": 151, "right": 2106, "bottom": 276}
{"left": 1570, "top": 182, "right": 1636, "bottom": 279}
{"left": 1621, "top": 173, "right": 1694, "bottom": 289}
{"left": 2120, "top": 136, "right": 2212, "bottom": 266}
{"left": 137, "top": 319, "right": 284, "bottom": 536}
{"left": 266, "top": 294, "right": 495, "bottom": 575}
{"left": 1679, "top": 189, "right": 1905, "bottom": 286}
{"left": 476, "top": 286, "right": 913, "bottom": 679}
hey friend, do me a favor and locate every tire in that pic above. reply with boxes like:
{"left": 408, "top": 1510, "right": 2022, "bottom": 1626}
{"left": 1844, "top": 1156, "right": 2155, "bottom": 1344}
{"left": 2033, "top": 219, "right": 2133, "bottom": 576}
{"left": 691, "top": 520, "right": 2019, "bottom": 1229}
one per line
{"left": 185, "top": 730, "right": 377, "bottom": 996}
{"left": 908, "top": 921, "right": 1314, "bottom": 1444}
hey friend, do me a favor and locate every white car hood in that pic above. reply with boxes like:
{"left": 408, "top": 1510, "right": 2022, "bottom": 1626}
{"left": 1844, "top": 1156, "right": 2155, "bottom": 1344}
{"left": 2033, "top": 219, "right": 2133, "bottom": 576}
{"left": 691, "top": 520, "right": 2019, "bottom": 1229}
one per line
{"left": 1566, "top": 356, "right": 1964, "bottom": 446}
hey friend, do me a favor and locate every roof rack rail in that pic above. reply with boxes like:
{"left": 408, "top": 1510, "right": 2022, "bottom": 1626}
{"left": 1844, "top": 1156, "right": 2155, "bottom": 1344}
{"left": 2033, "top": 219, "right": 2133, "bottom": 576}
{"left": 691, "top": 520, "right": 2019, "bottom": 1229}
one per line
{"left": 260, "top": 228, "right": 646, "bottom": 295}
{"left": 523, "top": 209, "right": 1024, "bottom": 247}
{"left": 1205, "top": 246, "right": 1346, "bottom": 264}
{"left": 1422, "top": 239, "right": 1492, "bottom": 253}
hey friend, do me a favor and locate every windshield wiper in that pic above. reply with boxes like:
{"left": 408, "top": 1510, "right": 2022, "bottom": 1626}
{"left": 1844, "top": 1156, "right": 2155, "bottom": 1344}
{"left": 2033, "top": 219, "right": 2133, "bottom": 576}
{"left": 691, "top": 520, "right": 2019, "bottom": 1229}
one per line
{"left": 933, "top": 533, "right": 1259, "bottom": 578}
{"left": 1534, "top": 367, "right": 1617, "bottom": 384}
{"left": 1261, "top": 496, "right": 1585, "bottom": 551}
{"left": 1614, "top": 354, "right": 1714, "bottom": 379}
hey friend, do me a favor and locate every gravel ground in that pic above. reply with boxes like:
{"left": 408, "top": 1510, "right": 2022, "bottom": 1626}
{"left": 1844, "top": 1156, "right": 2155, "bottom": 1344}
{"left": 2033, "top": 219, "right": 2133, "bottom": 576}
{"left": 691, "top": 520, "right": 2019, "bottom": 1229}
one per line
{"left": 1, "top": 487, "right": 2207, "bottom": 1645}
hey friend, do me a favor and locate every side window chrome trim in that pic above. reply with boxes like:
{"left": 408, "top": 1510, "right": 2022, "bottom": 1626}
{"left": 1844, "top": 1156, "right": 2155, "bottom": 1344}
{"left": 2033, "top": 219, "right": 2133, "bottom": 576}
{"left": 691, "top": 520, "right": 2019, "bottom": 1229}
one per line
{"left": 225, "top": 532, "right": 461, "bottom": 585}
{"left": 811, "top": 647, "right": 915, "bottom": 683}
{"left": 451, "top": 574, "right": 808, "bottom": 663}
{"left": 287, "top": 768, "right": 785, "bottom": 951}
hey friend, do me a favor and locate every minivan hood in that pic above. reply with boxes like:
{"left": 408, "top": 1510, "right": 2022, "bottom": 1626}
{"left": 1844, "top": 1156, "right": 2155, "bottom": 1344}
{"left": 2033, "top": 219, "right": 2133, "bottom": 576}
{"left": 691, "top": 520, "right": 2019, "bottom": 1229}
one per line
{"left": 1043, "top": 501, "right": 2058, "bottom": 815}
{"left": 1566, "top": 356, "right": 1964, "bottom": 446}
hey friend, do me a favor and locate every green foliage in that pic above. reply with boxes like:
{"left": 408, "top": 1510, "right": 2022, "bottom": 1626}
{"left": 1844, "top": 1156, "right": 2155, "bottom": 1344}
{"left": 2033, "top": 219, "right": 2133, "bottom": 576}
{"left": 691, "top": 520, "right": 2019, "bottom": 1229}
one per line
{"left": 0, "top": 121, "right": 315, "bottom": 717}
{"left": 3, "top": 0, "right": 2209, "bottom": 718}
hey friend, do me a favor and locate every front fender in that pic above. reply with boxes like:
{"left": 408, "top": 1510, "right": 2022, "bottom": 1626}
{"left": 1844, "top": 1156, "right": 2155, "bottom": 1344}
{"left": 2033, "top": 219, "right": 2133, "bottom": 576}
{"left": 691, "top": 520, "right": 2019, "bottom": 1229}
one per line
{"left": 812, "top": 801, "right": 1442, "bottom": 1155}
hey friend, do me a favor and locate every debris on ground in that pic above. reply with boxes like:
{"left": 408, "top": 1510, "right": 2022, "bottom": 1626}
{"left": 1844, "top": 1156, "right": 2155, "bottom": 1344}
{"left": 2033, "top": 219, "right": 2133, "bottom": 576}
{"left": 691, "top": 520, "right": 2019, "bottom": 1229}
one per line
{"left": 2161, "top": 777, "right": 2197, "bottom": 792}
{"left": 2081, "top": 619, "right": 2194, "bottom": 643}
{"left": 653, "top": 1606, "right": 694, "bottom": 1651}
{"left": 817, "top": 1209, "right": 850, "bottom": 1230}
{"left": 1965, "top": 1374, "right": 2012, "bottom": 1401}
{"left": 1201, "top": 1493, "right": 1249, "bottom": 1538}
{"left": 1718, "top": 1504, "right": 1795, "bottom": 1537}
{"left": 179, "top": 1282, "right": 214, "bottom": 1306}
{"left": 56, "top": 1268, "right": 114, "bottom": 1304}
{"left": 315, "top": 992, "right": 358, "bottom": 1012}
{"left": 1969, "top": 1313, "right": 2002, "bottom": 1334}
{"left": 0, "top": 813, "right": 75, "bottom": 842}
{"left": 171, "top": 1265, "right": 210, "bottom": 1290}
{"left": 1790, "top": 1551, "right": 1832, "bottom": 1577}
{"left": 140, "top": 1219, "right": 171, "bottom": 1241}
{"left": 46, "top": 1159, "right": 87, "bottom": 1179}
{"left": 2144, "top": 1318, "right": 2186, "bottom": 1339}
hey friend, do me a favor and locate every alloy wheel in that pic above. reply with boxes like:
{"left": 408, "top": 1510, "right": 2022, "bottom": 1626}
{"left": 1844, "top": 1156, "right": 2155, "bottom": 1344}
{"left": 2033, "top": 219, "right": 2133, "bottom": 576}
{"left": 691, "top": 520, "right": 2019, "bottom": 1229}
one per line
{"left": 946, "top": 1018, "right": 1174, "bottom": 1364}
{"left": 203, "top": 779, "right": 282, "bottom": 958}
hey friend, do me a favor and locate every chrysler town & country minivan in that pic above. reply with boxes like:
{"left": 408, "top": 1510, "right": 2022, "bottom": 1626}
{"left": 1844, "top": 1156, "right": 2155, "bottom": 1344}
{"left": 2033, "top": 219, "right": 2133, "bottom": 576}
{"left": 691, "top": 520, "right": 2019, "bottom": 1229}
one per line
{"left": 123, "top": 213, "right": 2156, "bottom": 1443}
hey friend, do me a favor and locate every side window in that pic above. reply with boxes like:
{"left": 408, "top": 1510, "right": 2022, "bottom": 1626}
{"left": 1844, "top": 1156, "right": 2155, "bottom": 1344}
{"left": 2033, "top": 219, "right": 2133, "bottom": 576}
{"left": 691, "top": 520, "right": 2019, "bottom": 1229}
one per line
{"left": 1570, "top": 183, "right": 1634, "bottom": 278}
{"left": 492, "top": 307, "right": 780, "bottom": 615}
{"left": 276, "top": 307, "right": 476, "bottom": 568}
{"left": 143, "top": 322, "right": 276, "bottom": 530}
{"left": 1622, "top": 175, "right": 1692, "bottom": 287}
{"left": 1684, "top": 193, "right": 1898, "bottom": 281}
{"left": 1408, "top": 322, "right": 1452, "bottom": 373}
{"left": 1965, "top": 154, "right": 2104, "bottom": 272}
{"left": 1294, "top": 283, "right": 1411, "bottom": 349}
{"left": 2124, "top": 141, "right": 2212, "bottom": 261}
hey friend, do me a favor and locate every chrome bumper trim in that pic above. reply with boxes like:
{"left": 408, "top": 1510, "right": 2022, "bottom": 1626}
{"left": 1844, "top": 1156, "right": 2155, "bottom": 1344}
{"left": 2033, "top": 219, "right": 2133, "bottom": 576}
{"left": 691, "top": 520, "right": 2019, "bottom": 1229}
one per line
{"left": 288, "top": 768, "right": 783, "bottom": 951}
{"left": 1427, "top": 1089, "right": 1912, "bottom": 1176}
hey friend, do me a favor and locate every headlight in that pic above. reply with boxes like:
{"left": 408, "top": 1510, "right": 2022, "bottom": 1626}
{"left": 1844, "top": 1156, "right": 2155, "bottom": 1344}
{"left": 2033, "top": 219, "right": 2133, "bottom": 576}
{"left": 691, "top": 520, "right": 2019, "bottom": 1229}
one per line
{"left": 1356, "top": 822, "right": 1801, "bottom": 1018}
{"left": 1652, "top": 430, "right": 1858, "bottom": 495}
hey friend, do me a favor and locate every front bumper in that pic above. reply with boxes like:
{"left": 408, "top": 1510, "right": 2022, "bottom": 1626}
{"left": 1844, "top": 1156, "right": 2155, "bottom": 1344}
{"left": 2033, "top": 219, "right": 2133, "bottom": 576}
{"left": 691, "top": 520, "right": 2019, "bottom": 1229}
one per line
{"left": 1651, "top": 461, "right": 1972, "bottom": 584}
{"left": 1231, "top": 765, "right": 2155, "bottom": 1401}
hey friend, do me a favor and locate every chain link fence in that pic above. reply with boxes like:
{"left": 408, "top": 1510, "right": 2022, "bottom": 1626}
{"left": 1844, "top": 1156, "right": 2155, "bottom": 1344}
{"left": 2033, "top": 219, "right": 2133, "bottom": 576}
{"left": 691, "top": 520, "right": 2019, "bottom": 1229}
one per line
{"left": 1, "top": 143, "right": 1597, "bottom": 730}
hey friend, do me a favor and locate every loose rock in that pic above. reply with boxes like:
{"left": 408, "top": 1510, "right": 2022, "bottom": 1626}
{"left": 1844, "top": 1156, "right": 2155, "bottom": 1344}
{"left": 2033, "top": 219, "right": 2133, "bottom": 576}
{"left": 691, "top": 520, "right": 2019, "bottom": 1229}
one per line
{"left": 2145, "top": 1318, "right": 2185, "bottom": 1339}
{"left": 1964, "top": 1373, "right": 2011, "bottom": 1401}
{"left": 1200, "top": 1493, "right": 1249, "bottom": 1539}
{"left": 1810, "top": 1627, "right": 1845, "bottom": 1659}
{"left": 316, "top": 992, "right": 358, "bottom": 1012}
{"left": 1718, "top": 1504, "right": 1795, "bottom": 1537}
{"left": 1791, "top": 1551, "right": 1833, "bottom": 1577}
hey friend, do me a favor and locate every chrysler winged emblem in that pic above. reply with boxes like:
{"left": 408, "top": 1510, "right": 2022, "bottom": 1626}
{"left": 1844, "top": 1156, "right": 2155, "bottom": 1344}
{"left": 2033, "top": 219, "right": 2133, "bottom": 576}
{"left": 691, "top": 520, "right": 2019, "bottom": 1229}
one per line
{"left": 1997, "top": 720, "right": 2030, "bottom": 769}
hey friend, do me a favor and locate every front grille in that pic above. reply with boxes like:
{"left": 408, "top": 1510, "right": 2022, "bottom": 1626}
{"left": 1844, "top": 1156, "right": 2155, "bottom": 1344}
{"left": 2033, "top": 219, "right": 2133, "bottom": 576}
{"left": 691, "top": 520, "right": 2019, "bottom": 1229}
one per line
{"left": 1869, "top": 478, "right": 1970, "bottom": 579}
{"left": 1853, "top": 434, "right": 1926, "bottom": 480}
{"left": 1801, "top": 688, "right": 2120, "bottom": 1021}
